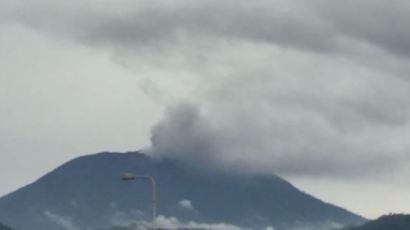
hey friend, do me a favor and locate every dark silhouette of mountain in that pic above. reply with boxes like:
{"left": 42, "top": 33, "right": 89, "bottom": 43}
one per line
{"left": 0, "top": 152, "right": 365, "bottom": 230}
{"left": 0, "top": 222, "right": 13, "bottom": 230}
{"left": 344, "top": 214, "right": 410, "bottom": 230}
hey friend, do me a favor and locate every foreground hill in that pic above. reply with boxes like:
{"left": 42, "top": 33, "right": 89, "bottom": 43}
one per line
{"left": 345, "top": 214, "right": 410, "bottom": 230}
{"left": 0, "top": 152, "right": 365, "bottom": 230}
{"left": 0, "top": 222, "right": 13, "bottom": 230}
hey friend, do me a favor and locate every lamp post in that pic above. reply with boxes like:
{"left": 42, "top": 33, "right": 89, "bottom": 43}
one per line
{"left": 121, "top": 173, "right": 157, "bottom": 230}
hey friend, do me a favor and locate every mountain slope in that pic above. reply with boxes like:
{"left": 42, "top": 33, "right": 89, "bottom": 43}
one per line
{"left": 345, "top": 214, "right": 410, "bottom": 230}
{"left": 0, "top": 152, "right": 365, "bottom": 230}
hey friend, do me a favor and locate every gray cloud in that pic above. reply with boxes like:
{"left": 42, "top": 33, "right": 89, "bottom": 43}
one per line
{"left": 4, "top": 0, "right": 410, "bottom": 60}
{"left": 149, "top": 103, "right": 220, "bottom": 169}
{"left": 149, "top": 100, "right": 409, "bottom": 178}
{"left": 145, "top": 35, "right": 410, "bottom": 178}
{"left": 3, "top": 0, "right": 333, "bottom": 51}
{"left": 311, "top": 0, "right": 410, "bottom": 58}
{"left": 3, "top": 0, "right": 410, "bottom": 180}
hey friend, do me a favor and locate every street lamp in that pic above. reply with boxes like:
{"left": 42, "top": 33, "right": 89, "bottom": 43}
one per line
{"left": 121, "top": 173, "right": 157, "bottom": 230}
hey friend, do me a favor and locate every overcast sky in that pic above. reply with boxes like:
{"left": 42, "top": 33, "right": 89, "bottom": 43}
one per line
{"left": 1, "top": 0, "right": 410, "bottom": 218}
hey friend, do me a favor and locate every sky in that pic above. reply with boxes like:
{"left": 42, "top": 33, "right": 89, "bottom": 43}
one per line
{"left": 1, "top": 0, "right": 410, "bottom": 219}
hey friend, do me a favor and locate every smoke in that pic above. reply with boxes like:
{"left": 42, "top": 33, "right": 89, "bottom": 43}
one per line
{"left": 154, "top": 215, "right": 244, "bottom": 230}
{"left": 44, "top": 210, "right": 80, "bottom": 230}
{"left": 178, "top": 200, "right": 196, "bottom": 211}
{"left": 132, "top": 6, "right": 410, "bottom": 180}
{"left": 285, "top": 221, "right": 342, "bottom": 230}
{"left": 43, "top": 210, "right": 342, "bottom": 230}
{"left": 149, "top": 103, "right": 222, "bottom": 170}
{"left": 110, "top": 215, "right": 342, "bottom": 230}
{"left": 109, "top": 210, "right": 146, "bottom": 227}
{"left": 149, "top": 95, "right": 410, "bottom": 178}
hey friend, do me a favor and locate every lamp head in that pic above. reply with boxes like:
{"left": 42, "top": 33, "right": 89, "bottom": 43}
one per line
{"left": 121, "top": 173, "right": 137, "bottom": 181}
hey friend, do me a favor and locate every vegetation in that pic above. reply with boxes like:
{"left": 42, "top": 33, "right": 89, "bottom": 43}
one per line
{"left": 96, "top": 227, "right": 210, "bottom": 230}
{"left": 344, "top": 214, "right": 410, "bottom": 230}
{"left": 0, "top": 222, "right": 13, "bottom": 230}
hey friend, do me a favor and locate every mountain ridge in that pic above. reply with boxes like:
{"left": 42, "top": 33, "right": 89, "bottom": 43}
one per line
{"left": 344, "top": 214, "right": 410, "bottom": 230}
{"left": 0, "top": 151, "right": 365, "bottom": 230}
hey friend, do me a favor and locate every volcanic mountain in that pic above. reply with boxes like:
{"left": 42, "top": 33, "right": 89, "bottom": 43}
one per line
{"left": 0, "top": 151, "right": 365, "bottom": 230}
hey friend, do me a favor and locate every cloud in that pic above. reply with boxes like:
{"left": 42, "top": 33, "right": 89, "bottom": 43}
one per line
{"left": 115, "top": 215, "right": 340, "bottom": 230}
{"left": 154, "top": 215, "right": 244, "bottom": 230}
{"left": 3, "top": 0, "right": 410, "bottom": 60}
{"left": 310, "top": 0, "right": 410, "bottom": 58}
{"left": 1, "top": 0, "right": 330, "bottom": 51}
{"left": 108, "top": 210, "right": 146, "bottom": 227}
{"left": 149, "top": 103, "right": 220, "bottom": 170}
{"left": 178, "top": 199, "right": 195, "bottom": 211}
{"left": 143, "top": 32, "right": 410, "bottom": 179}
{"left": 149, "top": 95, "right": 410, "bottom": 178}
{"left": 117, "top": 215, "right": 246, "bottom": 230}
{"left": 285, "top": 221, "right": 342, "bottom": 230}
{"left": 4, "top": 0, "right": 410, "bottom": 181}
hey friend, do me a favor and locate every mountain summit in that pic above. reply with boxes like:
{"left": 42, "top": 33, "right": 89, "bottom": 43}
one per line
{"left": 0, "top": 152, "right": 365, "bottom": 230}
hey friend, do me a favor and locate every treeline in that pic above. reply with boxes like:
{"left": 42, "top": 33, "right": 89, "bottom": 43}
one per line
{"left": 345, "top": 214, "right": 410, "bottom": 230}
{"left": 97, "top": 227, "right": 214, "bottom": 230}
{"left": 0, "top": 222, "right": 12, "bottom": 230}
{"left": 98, "top": 228, "right": 212, "bottom": 230}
